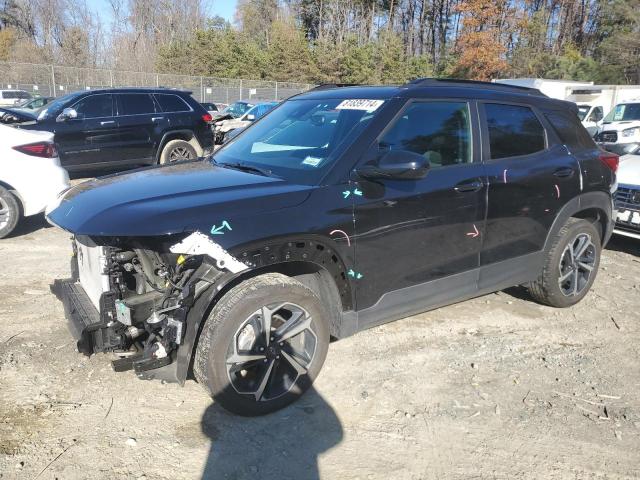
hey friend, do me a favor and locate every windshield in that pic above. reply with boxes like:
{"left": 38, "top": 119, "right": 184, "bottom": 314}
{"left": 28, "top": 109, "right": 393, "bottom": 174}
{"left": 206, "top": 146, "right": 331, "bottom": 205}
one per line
{"left": 577, "top": 105, "right": 590, "bottom": 121}
{"left": 212, "top": 97, "right": 385, "bottom": 185}
{"left": 223, "top": 102, "right": 253, "bottom": 118}
{"left": 604, "top": 103, "right": 640, "bottom": 122}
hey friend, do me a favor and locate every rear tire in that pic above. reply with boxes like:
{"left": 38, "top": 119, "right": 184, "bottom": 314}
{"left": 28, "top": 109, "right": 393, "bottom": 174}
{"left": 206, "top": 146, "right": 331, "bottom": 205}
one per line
{"left": 0, "top": 186, "right": 20, "bottom": 239}
{"left": 159, "top": 139, "right": 197, "bottom": 164}
{"left": 194, "top": 273, "right": 330, "bottom": 416}
{"left": 528, "top": 218, "right": 601, "bottom": 307}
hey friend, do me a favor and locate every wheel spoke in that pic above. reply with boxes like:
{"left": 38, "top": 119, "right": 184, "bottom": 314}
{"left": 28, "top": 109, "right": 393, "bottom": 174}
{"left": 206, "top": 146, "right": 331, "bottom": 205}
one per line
{"left": 254, "top": 359, "right": 275, "bottom": 401}
{"left": 278, "top": 315, "right": 312, "bottom": 342}
{"left": 261, "top": 306, "right": 272, "bottom": 345}
{"left": 575, "top": 236, "right": 592, "bottom": 259}
{"left": 578, "top": 261, "right": 593, "bottom": 272}
{"left": 280, "top": 350, "right": 308, "bottom": 375}
{"left": 274, "top": 310, "right": 303, "bottom": 337}
{"left": 559, "top": 269, "right": 573, "bottom": 282}
{"left": 571, "top": 270, "right": 579, "bottom": 296}
{"left": 226, "top": 352, "right": 266, "bottom": 365}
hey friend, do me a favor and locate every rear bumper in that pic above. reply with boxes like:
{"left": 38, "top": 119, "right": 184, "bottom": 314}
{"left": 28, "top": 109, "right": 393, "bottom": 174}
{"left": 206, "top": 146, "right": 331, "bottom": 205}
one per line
{"left": 51, "top": 278, "right": 109, "bottom": 355}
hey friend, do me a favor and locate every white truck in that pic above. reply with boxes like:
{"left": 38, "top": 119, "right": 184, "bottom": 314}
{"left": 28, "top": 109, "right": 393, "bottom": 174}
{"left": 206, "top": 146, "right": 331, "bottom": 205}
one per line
{"left": 493, "top": 78, "right": 640, "bottom": 137}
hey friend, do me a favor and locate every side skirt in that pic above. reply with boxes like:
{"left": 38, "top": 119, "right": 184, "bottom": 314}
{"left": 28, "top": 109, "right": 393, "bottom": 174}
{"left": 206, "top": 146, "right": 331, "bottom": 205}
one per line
{"left": 355, "top": 251, "right": 543, "bottom": 332}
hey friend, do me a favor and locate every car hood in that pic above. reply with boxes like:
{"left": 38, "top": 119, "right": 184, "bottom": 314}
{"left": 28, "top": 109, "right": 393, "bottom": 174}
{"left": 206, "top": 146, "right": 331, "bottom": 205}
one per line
{"left": 600, "top": 120, "right": 640, "bottom": 132}
{"left": 618, "top": 154, "right": 640, "bottom": 186}
{"left": 46, "top": 160, "right": 313, "bottom": 236}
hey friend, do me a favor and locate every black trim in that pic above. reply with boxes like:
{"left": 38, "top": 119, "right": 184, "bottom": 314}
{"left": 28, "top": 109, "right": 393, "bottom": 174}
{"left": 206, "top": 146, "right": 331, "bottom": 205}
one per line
{"left": 355, "top": 251, "right": 542, "bottom": 331}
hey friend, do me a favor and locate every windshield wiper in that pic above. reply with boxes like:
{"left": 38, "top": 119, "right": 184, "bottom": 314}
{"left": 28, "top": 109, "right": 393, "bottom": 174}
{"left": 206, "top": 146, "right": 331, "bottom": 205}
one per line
{"left": 216, "top": 161, "right": 274, "bottom": 177}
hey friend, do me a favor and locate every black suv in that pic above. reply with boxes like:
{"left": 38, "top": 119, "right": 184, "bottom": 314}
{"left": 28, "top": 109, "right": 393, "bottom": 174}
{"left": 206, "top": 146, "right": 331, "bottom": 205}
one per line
{"left": 19, "top": 88, "right": 214, "bottom": 172}
{"left": 49, "top": 79, "right": 617, "bottom": 416}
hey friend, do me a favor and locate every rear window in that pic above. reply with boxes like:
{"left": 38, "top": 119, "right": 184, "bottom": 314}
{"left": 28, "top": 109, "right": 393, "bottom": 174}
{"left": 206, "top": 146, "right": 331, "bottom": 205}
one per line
{"left": 485, "top": 103, "right": 546, "bottom": 159}
{"left": 545, "top": 111, "right": 596, "bottom": 150}
{"left": 155, "top": 94, "right": 191, "bottom": 113}
{"left": 119, "top": 93, "right": 156, "bottom": 115}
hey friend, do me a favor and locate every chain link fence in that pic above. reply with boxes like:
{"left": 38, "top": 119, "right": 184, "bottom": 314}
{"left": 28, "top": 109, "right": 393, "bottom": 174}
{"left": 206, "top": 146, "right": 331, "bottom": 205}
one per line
{"left": 0, "top": 62, "right": 314, "bottom": 104}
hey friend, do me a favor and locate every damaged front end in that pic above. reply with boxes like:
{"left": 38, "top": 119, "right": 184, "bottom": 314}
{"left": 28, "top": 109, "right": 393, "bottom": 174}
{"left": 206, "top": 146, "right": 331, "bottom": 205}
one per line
{"left": 52, "top": 232, "right": 243, "bottom": 381}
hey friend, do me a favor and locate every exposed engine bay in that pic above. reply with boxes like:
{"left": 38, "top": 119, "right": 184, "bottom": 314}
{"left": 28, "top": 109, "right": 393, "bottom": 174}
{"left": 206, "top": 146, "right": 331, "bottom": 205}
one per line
{"left": 54, "top": 232, "right": 238, "bottom": 378}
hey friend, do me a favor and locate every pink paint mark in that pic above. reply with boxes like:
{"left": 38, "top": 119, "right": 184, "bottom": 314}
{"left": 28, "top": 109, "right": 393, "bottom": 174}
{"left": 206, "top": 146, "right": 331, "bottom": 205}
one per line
{"left": 329, "top": 229, "right": 351, "bottom": 247}
{"left": 466, "top": 224, "right": 480, "bottom": 238}
{"left": 554, "top": 184, "right": 560, "bottom": 199}
{"left": 503, "top": 169, "right": 508, "bottom": 184}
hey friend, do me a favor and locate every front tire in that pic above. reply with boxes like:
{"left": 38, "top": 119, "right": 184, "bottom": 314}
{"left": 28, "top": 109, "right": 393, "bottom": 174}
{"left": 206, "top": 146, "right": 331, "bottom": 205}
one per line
{"left": 194, "top": 273, "right": 330, "bottom": 416}
{"left": 528, "top": 218, "right": 601, "bottom": 307}
{"left": 159, "top": 139, "right": 197, "bottom": 164}
{"left": 0, "top": 186, "right": 20, "bottom": 239}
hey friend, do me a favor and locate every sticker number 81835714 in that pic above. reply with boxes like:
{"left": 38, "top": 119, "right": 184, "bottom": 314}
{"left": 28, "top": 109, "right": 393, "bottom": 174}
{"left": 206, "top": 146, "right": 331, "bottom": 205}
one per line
{"left": 336, "top": 99, "right": 384, "bottom": 112}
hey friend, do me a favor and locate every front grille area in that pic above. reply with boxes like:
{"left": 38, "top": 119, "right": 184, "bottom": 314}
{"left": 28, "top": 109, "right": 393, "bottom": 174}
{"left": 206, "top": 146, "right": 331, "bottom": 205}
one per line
{"left": 615, "top": 187, "right": 640, "bottom": 209}
{"left": 599, "top": 131, "right": 618, "bottom": 143}
{"left": 614, "top": 186, "right": 640, "bottom": 231}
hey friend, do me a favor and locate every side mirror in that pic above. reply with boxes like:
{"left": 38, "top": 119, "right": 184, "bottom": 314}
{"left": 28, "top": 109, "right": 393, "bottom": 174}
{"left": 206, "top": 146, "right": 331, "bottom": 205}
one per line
{"left": 246, "top": 114, "right": 256, "bottom": 121}
{"left": 356, "top": 150, "right": 430, "bottom": 180}
{"left": 57, "top": 107, "right": 78, "bottom": 122}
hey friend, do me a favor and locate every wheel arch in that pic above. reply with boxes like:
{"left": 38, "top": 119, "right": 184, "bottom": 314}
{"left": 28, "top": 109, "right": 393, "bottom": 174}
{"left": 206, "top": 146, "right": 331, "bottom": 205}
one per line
{"left": 155, "top": 129, "right": 202, "bottom": 162}
{"left": 0, "top": 180, "right": 25, "bottom": 213}
{"left": 175, "top": 238, "right": 355, "bottom": 385}
{"left": 544, "top": 191, "right": 613, "bottom": 252}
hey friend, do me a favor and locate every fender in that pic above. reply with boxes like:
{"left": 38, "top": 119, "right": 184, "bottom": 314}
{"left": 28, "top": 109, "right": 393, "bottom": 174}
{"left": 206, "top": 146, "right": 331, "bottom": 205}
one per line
{"left": 173, "top": 234, "right": 355, "bottom": 384}
{"left": 154, "top": 129, "right": 201, "bottom": 162}
{"left": 543, "top": 190, "right": 614, "bottom": 252}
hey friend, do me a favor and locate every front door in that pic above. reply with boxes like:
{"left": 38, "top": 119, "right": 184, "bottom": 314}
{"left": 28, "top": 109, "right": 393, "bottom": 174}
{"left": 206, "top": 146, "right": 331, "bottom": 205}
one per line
{"left": 55, "top": 93, "right": 120, "bottom": 170}
{"left": 352, "top": 99, "right": 487, "bottom": 325}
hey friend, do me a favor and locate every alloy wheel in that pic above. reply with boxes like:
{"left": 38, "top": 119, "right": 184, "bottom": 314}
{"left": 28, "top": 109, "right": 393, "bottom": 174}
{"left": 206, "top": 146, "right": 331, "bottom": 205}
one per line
{"left": 168, "top": 146, "right": 194, "bottom": 162}
{"left": 225, "top": 302, "right": 317, "bottom": 402}
{"left": 558, "top": 233, "right": 596, "bottom": 297}
{"left": 0, "top": 197, "right": 10, "bottom": 229}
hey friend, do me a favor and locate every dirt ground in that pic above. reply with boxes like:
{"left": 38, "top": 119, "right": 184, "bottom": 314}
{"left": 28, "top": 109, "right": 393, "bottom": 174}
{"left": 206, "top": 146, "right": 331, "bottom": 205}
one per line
{"left": 1, "top": 214, "right": 639, "bottom": 480}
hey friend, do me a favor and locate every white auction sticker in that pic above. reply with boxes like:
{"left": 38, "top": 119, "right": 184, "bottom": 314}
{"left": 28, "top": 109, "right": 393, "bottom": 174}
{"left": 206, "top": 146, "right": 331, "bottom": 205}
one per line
{"left": 336, "top": 99, "right": 384, "bottom": 112}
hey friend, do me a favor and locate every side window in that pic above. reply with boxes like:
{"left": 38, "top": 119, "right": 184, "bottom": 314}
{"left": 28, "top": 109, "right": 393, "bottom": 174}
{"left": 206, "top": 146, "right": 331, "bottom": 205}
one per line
{"left": 592, "top": 107, "right": 603, "bottom": 122}
{"left": 378, "top": 101, "right": 472, "bottom": 168}
{"left": 119, "top": 93, "right": 156, "bottom": 115}
{"left": 485, "top": 104, "right": 546, "bottom": 159}
{"left": 545, "top": 111, "right": 596, "bottom": 150}
{"left": 154, "top": 94, "right": 190, "bottom": 113}
{"left": 73, "top": 94, "right": 113, "bottom": 118}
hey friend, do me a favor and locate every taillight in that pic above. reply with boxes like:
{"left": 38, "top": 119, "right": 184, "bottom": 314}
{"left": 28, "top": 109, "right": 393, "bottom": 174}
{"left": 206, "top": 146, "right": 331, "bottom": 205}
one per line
{"left": 13, "top": 142, "right": 58, "bottom": 158}
{"left": 599, "top": 150, "right": 619, "bottom": 173}
{"left": 202, "top": 113, "right": 213, "bottom": 123}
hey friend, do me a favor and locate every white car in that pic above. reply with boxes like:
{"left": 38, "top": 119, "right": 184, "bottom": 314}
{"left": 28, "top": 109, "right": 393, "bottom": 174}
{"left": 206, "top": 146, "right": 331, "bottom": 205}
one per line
{"left": 596, "top": 101, "right": 640, "bottom": 156}
{"left": 0, "top": 124, "right": 70, "bottom": 238}
{"left": 0, "top": 89, "right": 32, "bottom": 106}
{"left": 614, "top": 149, "right": 640, "bottom": 240}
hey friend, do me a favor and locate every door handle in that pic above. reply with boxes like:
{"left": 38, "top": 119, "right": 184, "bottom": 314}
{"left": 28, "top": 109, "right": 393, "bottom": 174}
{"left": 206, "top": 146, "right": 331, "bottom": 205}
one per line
{"left": 553, "top": 167, "right": 575, "bottom": 178}
{"left": 100, "top": 120, "right": 115, "bottom": 126}
{"left": 454, "top": 180, "right": 484, "bottom": 193}
{"left": 151, "top": 116, "right": 165, "bottom": 122}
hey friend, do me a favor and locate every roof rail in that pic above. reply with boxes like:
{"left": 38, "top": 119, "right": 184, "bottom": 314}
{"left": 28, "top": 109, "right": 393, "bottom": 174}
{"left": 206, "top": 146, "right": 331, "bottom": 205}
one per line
{"left": 308, "top": 83, "right": 361, "bottom": 91}
{"left": 406, "top": 78, "right": 546, "bottom": 96}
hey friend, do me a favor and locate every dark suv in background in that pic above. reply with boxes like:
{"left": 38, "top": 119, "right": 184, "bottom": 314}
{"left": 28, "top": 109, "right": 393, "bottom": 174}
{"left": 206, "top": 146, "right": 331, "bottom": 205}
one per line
{"left": 49, "top": 79, "right": 616, "bottom": 416}
{"left": 18, "top": 88, "right": 214, "bottom": 172}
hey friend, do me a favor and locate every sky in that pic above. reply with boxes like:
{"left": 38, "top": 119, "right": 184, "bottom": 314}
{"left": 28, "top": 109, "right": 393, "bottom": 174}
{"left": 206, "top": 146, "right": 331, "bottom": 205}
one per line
{"left": 86, "top": 0, "right": 239, "bottom": 28}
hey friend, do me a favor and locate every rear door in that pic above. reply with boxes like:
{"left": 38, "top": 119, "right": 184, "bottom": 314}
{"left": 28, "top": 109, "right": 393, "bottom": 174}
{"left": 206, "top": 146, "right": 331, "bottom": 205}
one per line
{"left": 54, "top": 93, "right": 120, "bottom": 170}
{"left": 479, "top": 102, "right": 581, "bottom": 280}
{"left": 353, "top": 99, "right": 487, "bottom": 323}
{"left": 115, "top": 93, "right": 159, "bottom": 164}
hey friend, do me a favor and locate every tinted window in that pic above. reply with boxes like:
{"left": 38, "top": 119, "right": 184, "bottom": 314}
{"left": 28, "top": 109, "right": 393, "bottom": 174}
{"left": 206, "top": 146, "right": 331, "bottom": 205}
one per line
{"left": 485, "top": 104, "right": 545, "bottom": 159}
{"left": 379, "top": 101, "right": 471, "bottom": 167}
{"left": 155, "top": 94, "right": 191, "bottom": 113}
{"left": 119, "top": 93, "right": 156, "bottom": 115}
{"left": 200, "top": 102, "right": 217, "bottom": 111}
{"left": 545, "top": 111, "right": 596, "bottom": 150}
{"left": 73, "top": 94, "right": 113, "bottom": 118}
